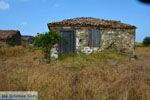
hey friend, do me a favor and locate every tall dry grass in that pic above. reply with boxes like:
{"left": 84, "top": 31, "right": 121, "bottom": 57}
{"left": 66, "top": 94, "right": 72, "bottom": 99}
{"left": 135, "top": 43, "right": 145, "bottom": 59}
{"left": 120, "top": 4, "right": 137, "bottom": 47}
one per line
{"left": 0, "top": 44, "right": 150, "bottom": 100}
{"left": 0, "top": 43, "right": 26, "bottom": 58}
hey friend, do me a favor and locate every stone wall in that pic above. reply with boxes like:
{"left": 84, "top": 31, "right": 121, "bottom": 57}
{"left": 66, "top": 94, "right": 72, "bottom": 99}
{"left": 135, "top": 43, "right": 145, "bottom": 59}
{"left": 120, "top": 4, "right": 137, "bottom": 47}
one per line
{"left": 49, "top": 26, "right": 135, "bottom": 58}
{"left": 75, "top": 27, "right": 100, "bottom": 54}
{"left": 100, "top": 28, "right": 135, "bottom": 54}
{"left": 6, "top": 33, "right": 21, "bottom": 46}
{"left": 75, "top": 27, "right": 135, "bottom": 55}
{"left": 0, "top": 30, "right": 21, "bottom": 46}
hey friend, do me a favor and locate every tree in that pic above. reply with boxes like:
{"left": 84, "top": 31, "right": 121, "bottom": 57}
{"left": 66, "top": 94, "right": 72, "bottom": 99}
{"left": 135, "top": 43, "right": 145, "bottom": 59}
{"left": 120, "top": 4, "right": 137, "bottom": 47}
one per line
{"left": 33, "top": 30, "right": 63, "bottom": 63}
{"left": 143, "top": 37, "right": 150, "bottom": 46}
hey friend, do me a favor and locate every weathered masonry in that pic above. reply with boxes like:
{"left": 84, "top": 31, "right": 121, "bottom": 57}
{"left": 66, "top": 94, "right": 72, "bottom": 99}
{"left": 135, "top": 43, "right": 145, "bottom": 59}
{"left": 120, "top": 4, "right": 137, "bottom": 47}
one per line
{"left": 0, "top": 30, "right": 21, "bottom": 46}
{"left": 48, "top": 17, "right": 136, "bottom": 58}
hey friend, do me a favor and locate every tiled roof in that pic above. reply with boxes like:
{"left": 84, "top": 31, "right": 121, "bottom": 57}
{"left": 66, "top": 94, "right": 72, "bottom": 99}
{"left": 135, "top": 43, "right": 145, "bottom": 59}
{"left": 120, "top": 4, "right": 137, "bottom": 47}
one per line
{"left": 48, "top": 17, "right": 136, "bottom": 29}
{"left": 0, "top": 30, "right": 20, "bottom": 40}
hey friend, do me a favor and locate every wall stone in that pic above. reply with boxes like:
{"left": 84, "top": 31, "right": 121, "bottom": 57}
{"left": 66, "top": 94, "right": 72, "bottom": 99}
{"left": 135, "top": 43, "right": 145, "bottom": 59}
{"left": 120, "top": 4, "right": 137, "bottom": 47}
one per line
{"left": 51, "top": 47, "right": 59, "bottom": 59}
{"left": 76, "top": 27, "right": 90, "bottom": 53}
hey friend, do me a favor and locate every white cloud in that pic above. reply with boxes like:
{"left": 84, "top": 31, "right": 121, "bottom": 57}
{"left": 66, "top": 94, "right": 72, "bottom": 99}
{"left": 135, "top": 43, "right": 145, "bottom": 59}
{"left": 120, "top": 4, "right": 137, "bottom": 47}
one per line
{"left": 53, "top": 4, "right": 60, "bottom": 8}
{"left": 0, "top": 1, "right": 10, "bottom": 10}
{"left": 20, "top": 22, "right": 28, "bottom": 27}
{"left": 21, "top": 22, "right": 28, "bottom": 25}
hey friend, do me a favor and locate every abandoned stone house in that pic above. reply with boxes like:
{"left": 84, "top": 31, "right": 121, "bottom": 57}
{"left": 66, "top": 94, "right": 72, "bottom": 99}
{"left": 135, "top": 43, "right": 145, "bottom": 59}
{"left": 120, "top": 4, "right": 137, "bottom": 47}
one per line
{"left": 48, "top": 17, "right": 136, "bottom": 58}
{"left": 0, "top": 30, "right": 21, "bottom": 46}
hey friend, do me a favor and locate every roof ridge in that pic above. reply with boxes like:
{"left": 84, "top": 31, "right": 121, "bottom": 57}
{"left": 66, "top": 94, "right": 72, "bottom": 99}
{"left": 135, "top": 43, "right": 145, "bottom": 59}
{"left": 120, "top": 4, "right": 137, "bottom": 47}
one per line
{"left": 48, "top": 17, "right": 136, "bottom": 29}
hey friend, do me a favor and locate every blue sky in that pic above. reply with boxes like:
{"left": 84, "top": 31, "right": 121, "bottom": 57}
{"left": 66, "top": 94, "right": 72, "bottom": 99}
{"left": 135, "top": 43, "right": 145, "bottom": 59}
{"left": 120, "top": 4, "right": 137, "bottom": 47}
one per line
{"left": 0, "top": 0, "right": 150, "bottom": 41}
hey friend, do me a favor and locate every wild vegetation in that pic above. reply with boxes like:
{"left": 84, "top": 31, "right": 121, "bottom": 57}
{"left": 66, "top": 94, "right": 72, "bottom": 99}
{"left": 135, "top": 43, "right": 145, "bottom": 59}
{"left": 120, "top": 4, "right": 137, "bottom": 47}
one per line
{"left": 33, "top": 31, "right": 63, "bottom": 62}
{"left": 0, "top": 43, "right": 150, "bottom": 100}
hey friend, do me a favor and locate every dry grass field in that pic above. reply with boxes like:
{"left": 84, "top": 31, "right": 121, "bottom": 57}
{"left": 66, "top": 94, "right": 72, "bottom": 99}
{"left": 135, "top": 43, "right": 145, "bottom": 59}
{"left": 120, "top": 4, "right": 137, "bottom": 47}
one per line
{"left": 0, "top": 44, "right": 150, "bottom": 100}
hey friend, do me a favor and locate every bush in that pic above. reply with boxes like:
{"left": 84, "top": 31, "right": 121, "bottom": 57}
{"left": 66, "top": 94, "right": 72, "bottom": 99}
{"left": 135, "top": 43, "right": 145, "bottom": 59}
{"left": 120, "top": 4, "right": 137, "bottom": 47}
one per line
{"left": 33, "top": 30, "right": 63, "bottom": 63}
{"left": 143, "top": 37, "right": 150, "bottom": 46}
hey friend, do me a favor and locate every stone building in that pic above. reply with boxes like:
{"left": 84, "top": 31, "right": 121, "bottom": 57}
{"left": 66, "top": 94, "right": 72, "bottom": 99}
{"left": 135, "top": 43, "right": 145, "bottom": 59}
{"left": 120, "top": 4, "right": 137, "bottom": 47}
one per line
{"left": 48, "top": 17, "right": 136, "bottom": 58}
{"left": 0, "top": 30, "right": 21, "bottom": 46}
{"left": 21, "top": 35, "right": 34, "bottom": 46}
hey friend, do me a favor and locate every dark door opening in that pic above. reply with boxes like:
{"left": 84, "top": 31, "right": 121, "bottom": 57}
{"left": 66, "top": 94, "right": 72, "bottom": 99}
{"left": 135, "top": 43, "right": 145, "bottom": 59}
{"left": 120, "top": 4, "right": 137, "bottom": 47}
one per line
{"left": 59, "top": 29, "right": 76, "bottom": 54}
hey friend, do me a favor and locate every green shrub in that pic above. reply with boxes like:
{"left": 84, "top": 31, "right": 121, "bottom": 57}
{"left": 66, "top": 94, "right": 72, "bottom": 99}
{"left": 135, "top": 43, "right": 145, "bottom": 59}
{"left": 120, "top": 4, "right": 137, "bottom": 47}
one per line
{"left": 33, "top": 30, "right": 63, "bottom": 62}
{"left": 143, "top": 37, "right": 150, "bottom": 46}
